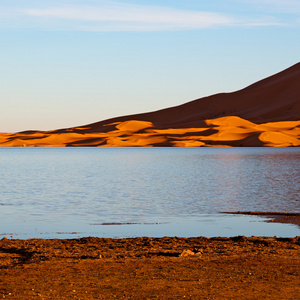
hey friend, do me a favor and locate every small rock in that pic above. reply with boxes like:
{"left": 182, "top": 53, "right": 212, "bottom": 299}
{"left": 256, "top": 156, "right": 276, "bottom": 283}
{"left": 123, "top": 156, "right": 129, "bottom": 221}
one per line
{"left": 180, "top": 249, "right": 195, "bottom": 257}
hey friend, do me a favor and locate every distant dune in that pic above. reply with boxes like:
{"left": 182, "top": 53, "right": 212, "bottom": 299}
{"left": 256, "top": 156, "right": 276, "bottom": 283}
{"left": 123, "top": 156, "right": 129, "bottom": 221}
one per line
{"left": 1, "top": 62, "right": 299, "bottom": 147}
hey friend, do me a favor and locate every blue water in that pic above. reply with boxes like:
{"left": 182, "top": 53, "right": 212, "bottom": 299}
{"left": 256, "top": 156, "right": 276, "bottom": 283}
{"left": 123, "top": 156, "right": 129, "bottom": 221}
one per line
{"left": 0, "top": 147, "right": 299, "bottom": 238}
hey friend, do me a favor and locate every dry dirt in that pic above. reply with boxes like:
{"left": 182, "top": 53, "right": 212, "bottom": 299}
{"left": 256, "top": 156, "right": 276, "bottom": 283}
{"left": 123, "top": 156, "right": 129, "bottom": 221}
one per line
{"left": 1, "top": 234, "right": 300, "bottom": 299}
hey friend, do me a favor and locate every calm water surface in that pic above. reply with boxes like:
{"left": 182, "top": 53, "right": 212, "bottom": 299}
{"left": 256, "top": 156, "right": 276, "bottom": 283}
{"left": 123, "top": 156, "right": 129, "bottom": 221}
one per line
{"left": 0, "top": 147, "right": 299, "bottom": 238}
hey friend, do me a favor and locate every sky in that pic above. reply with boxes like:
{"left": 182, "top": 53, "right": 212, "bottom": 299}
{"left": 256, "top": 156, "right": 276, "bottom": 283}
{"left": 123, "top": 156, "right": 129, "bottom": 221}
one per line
{"left": 1, "top": 0, "right": 299, "bottom": 132}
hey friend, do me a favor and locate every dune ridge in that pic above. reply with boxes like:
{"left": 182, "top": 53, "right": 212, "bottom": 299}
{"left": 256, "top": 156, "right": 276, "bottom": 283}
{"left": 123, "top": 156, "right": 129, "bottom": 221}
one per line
{"left": 1, "top": 63, "right": 299, "bottom": 147}
{"left": 1, "top": 117, "right": 299, "bottom": 147}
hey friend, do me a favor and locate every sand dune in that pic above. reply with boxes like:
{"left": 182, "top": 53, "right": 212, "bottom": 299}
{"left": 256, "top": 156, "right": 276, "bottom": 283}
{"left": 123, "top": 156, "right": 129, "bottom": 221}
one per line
{"left": 0, "top": 63, "right": 299, "bottom": 147}
{"left": 1, "top": 117, "right": 299, "bottom": 147}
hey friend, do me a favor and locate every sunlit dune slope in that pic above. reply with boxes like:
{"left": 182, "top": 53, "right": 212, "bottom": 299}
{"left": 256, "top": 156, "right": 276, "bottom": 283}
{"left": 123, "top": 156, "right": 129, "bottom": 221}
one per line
{"left": 0, "top": 63, "right": 299, "bottom": 147}
{"left": 1, "top": 117, "right": 299, "bottom": 147}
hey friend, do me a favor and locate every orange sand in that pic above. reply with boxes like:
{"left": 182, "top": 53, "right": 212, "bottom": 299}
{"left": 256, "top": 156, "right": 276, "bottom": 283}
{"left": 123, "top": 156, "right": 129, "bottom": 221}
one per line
{"left": 1, "top": 62, "right": 299, "bottom": 147}
{"left": 0, "top": 117, "right": 299, "bottom": 147}
{"left": 1, "top": 236, "right": 300, "bottom": 299}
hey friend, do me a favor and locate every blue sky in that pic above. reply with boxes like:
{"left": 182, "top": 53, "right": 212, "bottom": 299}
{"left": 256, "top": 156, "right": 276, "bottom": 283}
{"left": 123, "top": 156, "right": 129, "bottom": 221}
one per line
{"left": 1, "top": 0, "right": 299, "bottom": 132}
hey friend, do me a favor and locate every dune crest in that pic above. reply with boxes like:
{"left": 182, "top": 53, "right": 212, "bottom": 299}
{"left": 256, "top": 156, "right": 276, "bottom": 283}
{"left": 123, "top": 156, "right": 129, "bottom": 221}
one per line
{"left": 1, "top": 63, "right": 299, "bottom": 147}
{"left": 0, "top": 117, "right": 299, "bottom": 147}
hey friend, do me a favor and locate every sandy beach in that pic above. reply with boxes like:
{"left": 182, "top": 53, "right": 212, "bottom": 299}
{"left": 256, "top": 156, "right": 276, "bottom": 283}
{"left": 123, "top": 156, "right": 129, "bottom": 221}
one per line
{"left": 1, "top": 236, "right": 299, "bottom": 299}
{"left": 1, "top": 213, "right": 299, "bottom": 299}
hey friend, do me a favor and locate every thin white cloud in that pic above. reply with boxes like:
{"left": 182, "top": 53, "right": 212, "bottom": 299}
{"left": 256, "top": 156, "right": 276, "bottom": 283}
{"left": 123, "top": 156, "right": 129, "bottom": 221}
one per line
{"left": 240, "top": 0, "right": 300, "bottom": 28}
{"left": 24, "top": 4, "right": 233, "bottom": 31}
{"left": 0, "top": 1, "right": 295, "bottom": 32}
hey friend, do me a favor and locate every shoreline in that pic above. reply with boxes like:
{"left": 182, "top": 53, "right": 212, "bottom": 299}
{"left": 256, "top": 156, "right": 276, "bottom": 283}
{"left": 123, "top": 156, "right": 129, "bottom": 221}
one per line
{"left": 1, "top": 235, "right": 299, "bottom": 299}
{"left": 223, "top": 211, "right": 300, "bottom": 227}
{"left": 1, "top": 211, "right": 299, "bottom": 240}
{"left": 1, "top": 211, "right": 299, "bottom": 241}
{"left": 1, "top": 212, "right": 299, "bottom": 298}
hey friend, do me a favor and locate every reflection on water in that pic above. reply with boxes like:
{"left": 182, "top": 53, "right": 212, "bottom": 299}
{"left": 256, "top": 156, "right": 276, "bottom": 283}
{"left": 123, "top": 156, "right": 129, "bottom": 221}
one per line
{"left": 0, "top": 147, "right": 299, "bottom": 238}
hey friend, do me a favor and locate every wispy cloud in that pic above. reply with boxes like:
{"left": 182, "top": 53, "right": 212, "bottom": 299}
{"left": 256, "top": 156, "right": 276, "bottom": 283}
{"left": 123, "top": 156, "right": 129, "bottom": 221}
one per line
{"left": 0, "top": 1, "right": 296, "bottom": 32}
{"left": 234, "top": 0, "right": 300, "bottom": 28}
{"left": 24, "top": 4, "right": 234, "bottom": 31}
{"left": 237, "top": 0, "right": 300, "bottom": 13}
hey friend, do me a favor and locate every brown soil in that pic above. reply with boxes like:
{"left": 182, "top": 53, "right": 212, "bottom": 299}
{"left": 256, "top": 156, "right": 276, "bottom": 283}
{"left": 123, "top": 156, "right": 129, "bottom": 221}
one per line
{"left": 1, "top": 235, "right": 300, "bottom": 299}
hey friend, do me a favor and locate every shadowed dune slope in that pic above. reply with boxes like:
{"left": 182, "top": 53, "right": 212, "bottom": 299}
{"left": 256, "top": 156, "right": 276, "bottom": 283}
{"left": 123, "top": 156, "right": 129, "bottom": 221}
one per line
{"left": 1, "top": 63, "right": 299, "bottom": 147}
{"left": 79, "top": 62, "right": 300, "bottom": 132}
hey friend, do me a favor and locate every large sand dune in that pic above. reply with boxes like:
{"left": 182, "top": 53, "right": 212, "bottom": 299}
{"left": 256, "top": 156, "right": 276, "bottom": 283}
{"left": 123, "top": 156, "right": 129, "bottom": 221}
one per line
{"left": 1, "top": 63, "right": 299, "bottom": 147}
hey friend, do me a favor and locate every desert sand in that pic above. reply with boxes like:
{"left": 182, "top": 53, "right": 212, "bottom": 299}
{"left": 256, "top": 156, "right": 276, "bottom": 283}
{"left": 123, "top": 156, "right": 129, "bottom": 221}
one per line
{"left": 1, "top": 233, "right": 299, "bottom": 299}
{"left": 1, "top": 63, "right": 299, "bottom": 147}
{"left": 0, "top": 213, "right": 299, "bottom": 299}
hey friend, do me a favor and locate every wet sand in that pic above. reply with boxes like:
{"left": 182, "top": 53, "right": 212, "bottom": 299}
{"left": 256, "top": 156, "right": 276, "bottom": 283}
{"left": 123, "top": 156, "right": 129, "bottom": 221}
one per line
{"left": 225, "top": 212, "right": 300, "bottom": 227}
{"left": 1, "top": 213, "right": 299, "bottom": 299}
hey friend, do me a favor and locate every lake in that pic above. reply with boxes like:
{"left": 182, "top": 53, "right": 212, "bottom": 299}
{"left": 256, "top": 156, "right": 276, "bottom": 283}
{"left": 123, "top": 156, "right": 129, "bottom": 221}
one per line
{"left": 0, "top": 147, "right": 299, "bottom": 239}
